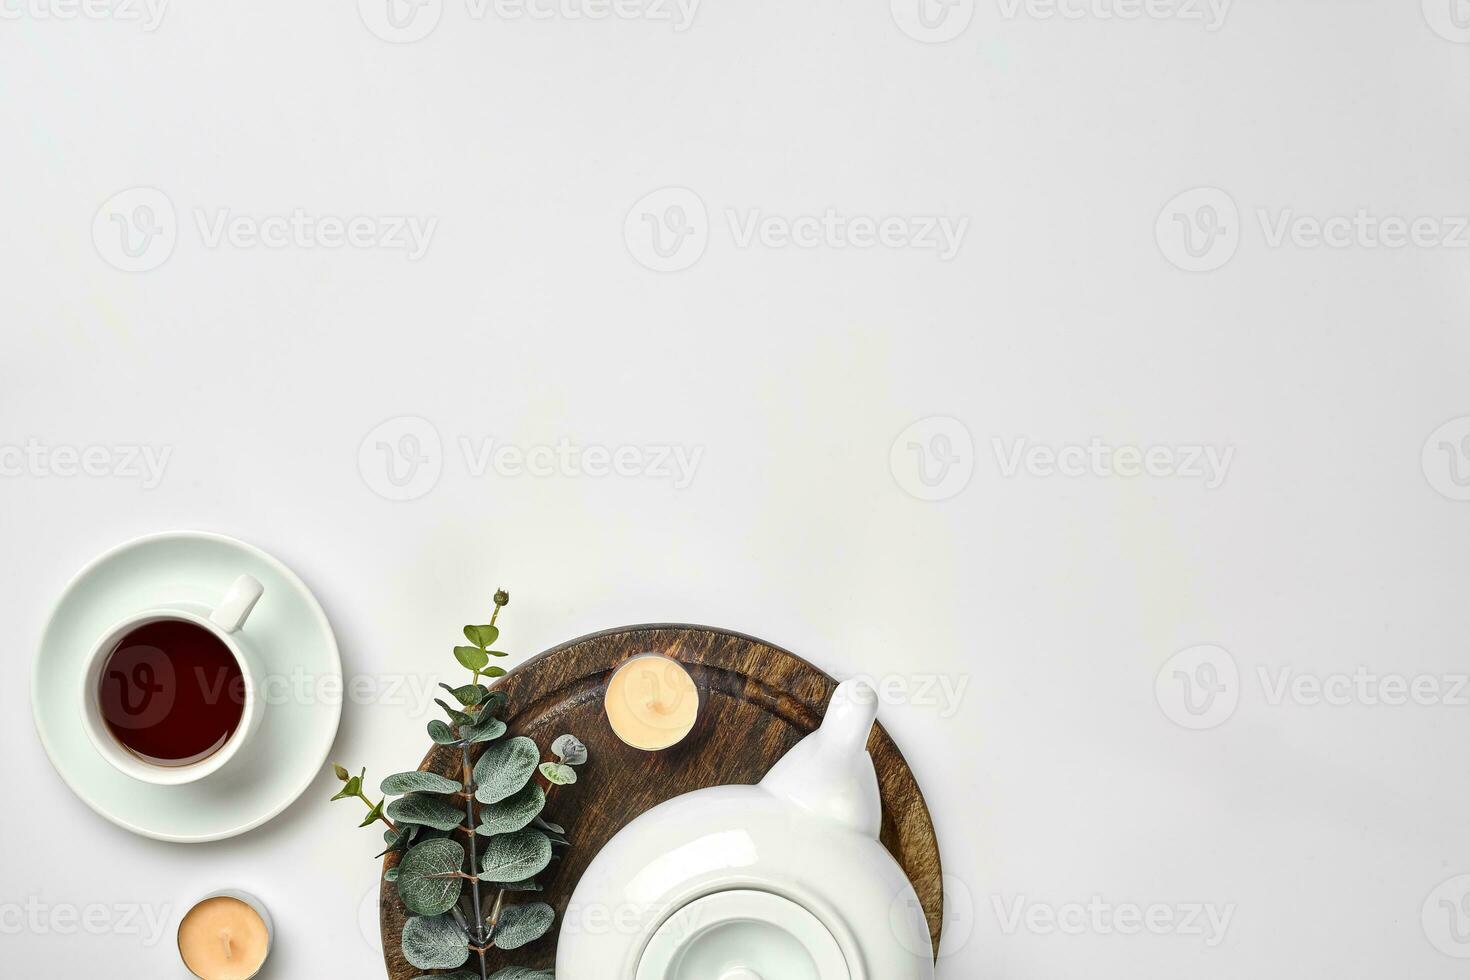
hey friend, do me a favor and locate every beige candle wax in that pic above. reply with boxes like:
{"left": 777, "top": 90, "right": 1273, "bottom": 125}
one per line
{"left": 178, "top": 893, "right": 272, "bottom": 980}
{"left": 605, "top": 653, "right": 700, "bottom": 751}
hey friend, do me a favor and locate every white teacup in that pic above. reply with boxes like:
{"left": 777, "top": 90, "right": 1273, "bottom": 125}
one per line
{"left": 80, "top": 574, "right": 266, "bottom": 785}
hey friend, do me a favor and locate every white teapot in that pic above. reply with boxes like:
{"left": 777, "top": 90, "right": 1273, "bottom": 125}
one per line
{"left": 556, "top": 679, "right": 937, "bottom": 980}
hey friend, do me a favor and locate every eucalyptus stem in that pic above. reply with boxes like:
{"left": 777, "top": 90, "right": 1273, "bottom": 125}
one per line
{"left": 485, "top": 889, "right": 507, "bottom": 941}
{"left": 461, "top": 739, "right": 489, "bottom": 980}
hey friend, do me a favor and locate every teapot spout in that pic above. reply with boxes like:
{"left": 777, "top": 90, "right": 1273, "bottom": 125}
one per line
{"left": 821, "top": 678, "right": 883, "bottom": 753}
{"left": 760, "top": 679, "right": 883, "bottom": 838}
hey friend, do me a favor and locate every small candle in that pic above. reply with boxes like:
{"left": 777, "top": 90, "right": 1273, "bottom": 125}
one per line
{"left": 178, "top": 892, "right": 272, "bottom": 980}
{"left": 605, "top": 653, "right": 700, "bottom": 751}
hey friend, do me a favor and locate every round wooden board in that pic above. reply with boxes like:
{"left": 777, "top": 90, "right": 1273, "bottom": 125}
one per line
{"left": 381, "top": 624, "right": 944, "bottom": 976}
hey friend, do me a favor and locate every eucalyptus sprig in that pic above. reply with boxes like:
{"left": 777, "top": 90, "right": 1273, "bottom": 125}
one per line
{"left": 454, "top": 588, "right": 512, "bottom": 686}
{"left": 331, "top": 764, "right": 396, "bottom": 831}
{"left": 330, "top": 590, "right": 586, "bottom": 980}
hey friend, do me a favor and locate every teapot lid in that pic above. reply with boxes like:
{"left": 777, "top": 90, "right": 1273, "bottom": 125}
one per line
{"left": 635, "top": 890, "right": 851, "bottom": 980}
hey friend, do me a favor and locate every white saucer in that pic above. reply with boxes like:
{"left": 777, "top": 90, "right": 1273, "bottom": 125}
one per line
{"left": 31, "top": 530, "right": 343, "bottom": 843}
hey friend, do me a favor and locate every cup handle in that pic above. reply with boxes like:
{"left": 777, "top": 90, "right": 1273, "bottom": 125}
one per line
{"left": 209, "top": 574, "right": 265, "bottom": 634}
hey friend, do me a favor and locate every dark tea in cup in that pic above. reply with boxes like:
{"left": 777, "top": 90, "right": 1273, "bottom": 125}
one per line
{"left": 97, "top": 618, "right": 246, "bottom": 767}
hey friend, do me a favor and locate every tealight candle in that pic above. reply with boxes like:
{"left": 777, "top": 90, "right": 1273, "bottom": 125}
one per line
{"left": 605, "top": 653, "right": 700, "bottom": 751}
{"left": 178, "top": 891, "right": 273, "bottom": 980}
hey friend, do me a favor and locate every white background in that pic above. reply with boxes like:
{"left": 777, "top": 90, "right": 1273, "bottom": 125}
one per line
{"left": 4, "top": 0, "right": 1470, "bottom": 977}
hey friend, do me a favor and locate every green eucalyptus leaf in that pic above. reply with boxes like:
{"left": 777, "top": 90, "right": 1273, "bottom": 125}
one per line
{"left": 487, "top": 649, "right": 511, "bottom": 658}
{"left": 479, "top": 829, "right": 552, "bottom": 883}
{"left": 465, "top": 712, "right": 507, "bottom": 745}
{"left": 540, "top": 828, "right": 570, "bottom": 847}
{"left": 464, "top": 624, "right": 500, "bottom": 648}
{"left": 532, "top": 816, "right": 565, "bottom": 835}
{"left": 381, "top": 771, "right": 463, "bottom": 796}
{"left": 496, "top": 876, "right": 543, "bottom": 892}
{"left": 539, "top": 762, "right": 577, "bottom": 786}
{"left": 476, "top": 689, "right": 508, "bottom": 715}
{"left": 435, "top": 699, "right": 474, "bottom": 726}
{"left": 552, "top": 733, "right": 588, "bottom": 766}
{"left": 376, "top": 824, "right": 414, "bottom": 858}
{"left": 473, "top": 736, "right": 540, "bottom": 804}
{"left": 331, "top": 775, "right": 362, "bottom": 801}
{"left": 413, "top": 973, "right": 482, "bottom": 980}
{"left": 428, "top": 719, "right": 463, "bottom": 746}
{"left": 477, "top": 783, "right": 546, "bottom": 836}
{"left": 387, "top": 794, "right": 466, "bottom": 832}
{"left": 487, "top": 969, "right": 553, "bottom": 980}
{"left": 384, "top": 867, "right": 399, "bottom": 883}
{"left": 401, "top": 914, "right": 470, "bottom": 971}
{"left": 454, "top": 646, "right": 490, "bottom": 671}
{"left": 483, "top": 665, "right": 508, "bottom": 678}
{"left": 440, "top": 682, "right": 490, "bottom": 706}
{"left": 397, "top": 839, "right": 467, "bottom": 916}
{"left": 359, "top": 798, "right": 386, "bottom": 828}
{"left": 491, "top": 902, "right": 555, "bottom": 950}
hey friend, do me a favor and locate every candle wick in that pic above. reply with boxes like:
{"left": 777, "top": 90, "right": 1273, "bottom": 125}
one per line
{"left": 220, "top": 930, "right": 234, "bottom": 960}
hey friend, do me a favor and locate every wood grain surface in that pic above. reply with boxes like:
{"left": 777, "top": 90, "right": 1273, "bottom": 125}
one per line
{"left": 380, "top": 624, "right": 944, "bottom": 976}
